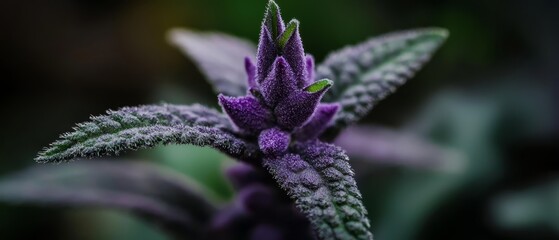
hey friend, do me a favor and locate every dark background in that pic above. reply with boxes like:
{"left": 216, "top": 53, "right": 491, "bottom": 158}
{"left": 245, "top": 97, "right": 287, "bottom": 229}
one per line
{"left": 1, "top": 0, "right": 558, "bottom": 239}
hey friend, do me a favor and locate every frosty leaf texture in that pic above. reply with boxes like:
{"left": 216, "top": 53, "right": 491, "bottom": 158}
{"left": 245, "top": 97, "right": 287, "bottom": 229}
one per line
{"left": 169, "top": 28, "right": 256, "bottom": 97}
{"left": 36, "top": 104, "right": 259, "bottom": 163}
{"left": 0, "top": 160, "right": 216, "bottom": 238}
{"left": 318, "top": 28, "right": 448, "bottom": 132}
{"left": 264, "top": 141, "right": 372, "bottom": 240}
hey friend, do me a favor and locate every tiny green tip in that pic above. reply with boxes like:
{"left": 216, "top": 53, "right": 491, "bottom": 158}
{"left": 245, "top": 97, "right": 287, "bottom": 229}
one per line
{"left": 278, "top": 19, "right": 299, "bottom": 48}
{"left": 305, "top": 79, "right": 333, "bottom": 93}
{"left": 267, "top": 0, "right": 279, "bottom": 10}
{"left": 265, "top": 0, "right": 282, "bottom": 39}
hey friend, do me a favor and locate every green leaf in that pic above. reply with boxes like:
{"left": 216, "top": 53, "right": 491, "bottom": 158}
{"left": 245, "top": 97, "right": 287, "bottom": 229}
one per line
{"left": 317, "top": 28, "right": 448, "bottom": 134}
{"left": 263, "top": 141, "right": 372, "bottom": 240}
{"left": 168, "top": 28, "right": 256, "bottom": 97}
{"left": 36, "top": 104, "right": 260, "bottom": 163}
{"left": 278, "top": 19, "right": 299, "bottom": 48}
{"left": 0, "top": 160, "right": 217, "bottom": 238}
{"left": 305, "top": 79, "right": 333, "bottom": 93}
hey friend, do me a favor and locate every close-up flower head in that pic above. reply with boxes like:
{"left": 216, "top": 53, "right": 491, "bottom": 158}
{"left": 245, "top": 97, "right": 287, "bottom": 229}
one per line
{"left": 0, "top": 0, "right": 556, "bottom": 240}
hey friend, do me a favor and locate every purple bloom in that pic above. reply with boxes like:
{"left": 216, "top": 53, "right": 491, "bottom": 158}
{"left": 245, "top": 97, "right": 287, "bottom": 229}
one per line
{"left": 258, "top": 127, "right": 290, "bottom": 156}
{"left": 218, "top": 95, "right": 273, "bottom": 135}
{"left": 219, "top": 2, "right": 338, "bottom": 156}
{"left": 2, "top": 1, "right": 447, "bottom": 239}
{"left": 294, "top": 103, "right": 339, "bottom": 141}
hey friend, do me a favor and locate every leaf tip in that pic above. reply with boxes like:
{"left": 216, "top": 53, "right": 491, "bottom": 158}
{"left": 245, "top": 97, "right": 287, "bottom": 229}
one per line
{"left": 267, "top": 0, "right": 280, "bottom": 11}
{"left": 278, "top": 19, "right": 300, "bottom": 48}
{"left": 166, "top": 28, "right": 187, "bottom": 46}
{"left": 304, "top": 79, "right": 333, "bottom": 93}
{"left": 34, "top": 156, "right": 46, "bottom": 163}
{"left": 34, "top": 148, "right": 54, "bottom": 163}
{"left": 264, "top": 0, "right": 283, "bottom": 39}
{"left": 425, "top": 27, "right": 450, "bottom": 41}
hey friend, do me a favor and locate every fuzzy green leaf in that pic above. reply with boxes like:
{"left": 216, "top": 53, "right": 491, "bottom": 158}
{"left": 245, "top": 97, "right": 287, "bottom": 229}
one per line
{"left": 317, "top": 28, "right": 448, "bottom": 134}
{"left": 263, "top": 141, "right": 372, "bottom": 240}
{"left": 0, "top": 160, "right": 217, "bottom": 238}
{"left": 36, "top": 104, "right": 259, "bottom": 163}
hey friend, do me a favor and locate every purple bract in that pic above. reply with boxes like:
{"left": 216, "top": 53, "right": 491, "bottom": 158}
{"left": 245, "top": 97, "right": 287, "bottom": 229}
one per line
{"left": 218, "top": 2, "right": 339, "bottom": 157}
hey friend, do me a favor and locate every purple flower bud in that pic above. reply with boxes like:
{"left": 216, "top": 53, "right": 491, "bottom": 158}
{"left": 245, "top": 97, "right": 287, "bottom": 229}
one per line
{"left": 274, "top": 80, "right": 332, "bottom": 130}
{"left": 256, "top": 27, "right": 277, "bottom": 84}
{"left": 218, "top": 95, "right": 273, "bottom": 134}
{"left": 295, "top": 103, "right": 339, "bottom": 141}
{"left": 245, "top": 57, "right": 257, "bottom": 89}
{"left": 258, "top": 127, "right": 291, "bottom": 156}
{"left": 256, "top": 0, "right": 285, "bottom": 84}
{"left": 305, "top": 55, "right": 315, "bottom": 86}
{"left": 279, "top": 20, "right": 307, "bottom": 88}
{"left": 220, "top": 0, "right": 334, "bottom": 150}
{"left": 261, "top": 57, "right": 297, "bottom": 107}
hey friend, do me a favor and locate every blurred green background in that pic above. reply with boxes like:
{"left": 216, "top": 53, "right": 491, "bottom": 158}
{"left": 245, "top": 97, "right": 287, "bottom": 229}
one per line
{"left": 1, "top": 0, "right": 557, "bottom": 239}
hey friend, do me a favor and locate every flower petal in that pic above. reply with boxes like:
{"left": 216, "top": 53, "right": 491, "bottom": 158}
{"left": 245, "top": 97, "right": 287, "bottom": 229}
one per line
{"left": 295, "top": 103, "right": 339, "bottom": 141}
{"left": 258, "top": 127, "right": 290, "bottom": 156}
{"left": 274, "top": 81, "right": 331, "bottom": 130}
{"left": 218, "top": 95, "right": 272, "bottom": 134}
{"left": 257, "top": 27, "right": 277, "bottom": 84}
{"left": 245, "top": 57, "right": 257, "bottom": 89}
{"left": 261, "top": 57, "right": 297, "bottom": 107}
{"left": 305, "top": 54, "right": 315, "bottom": 85}
{"left": 280, "top": 20, "right": 307, "bottom": 88}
